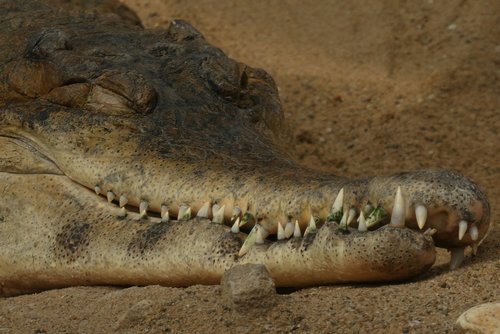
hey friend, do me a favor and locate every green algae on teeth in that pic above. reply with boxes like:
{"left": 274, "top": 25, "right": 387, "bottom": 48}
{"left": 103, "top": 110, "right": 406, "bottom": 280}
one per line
{"left": 238, "top": 225, "right": 258, "bottom": 256}
{"left": 365, "top": 206, "right": 387, "bottom": 228}
{"left": 87, "top": 183, "right": 479, "bottom": 269}
{"left": 327, "top": 187, "right": 344, "bottom": 222}
{"left": 357, "top": 211, "right": 367, "bottom": 232}
{"left": 304, "top": 215, "right": 318, "bottom": 236}
{"left": 178, "top": 205, "right": 191, "bottom": 220}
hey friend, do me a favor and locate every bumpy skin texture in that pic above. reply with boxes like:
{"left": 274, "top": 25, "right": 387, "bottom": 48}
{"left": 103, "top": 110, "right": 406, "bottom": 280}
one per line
{"left": 0, "top": 1, "right": 490, "bottom": 295}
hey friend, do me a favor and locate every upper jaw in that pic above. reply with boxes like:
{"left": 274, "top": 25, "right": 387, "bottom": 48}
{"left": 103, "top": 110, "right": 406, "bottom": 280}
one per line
{"left": 360, "top": 170, "right": 490, "bottom": 249}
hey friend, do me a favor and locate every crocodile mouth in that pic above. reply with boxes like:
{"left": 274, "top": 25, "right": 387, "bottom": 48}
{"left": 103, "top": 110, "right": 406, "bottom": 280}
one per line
{"left": 0, "top": 131, "right": 490, "bottom": 271}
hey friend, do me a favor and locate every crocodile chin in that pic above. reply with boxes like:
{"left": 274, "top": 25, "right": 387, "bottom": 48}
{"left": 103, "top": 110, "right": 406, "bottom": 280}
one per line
{"left": 0, "top": 1, "right": 491, "bottom": 295}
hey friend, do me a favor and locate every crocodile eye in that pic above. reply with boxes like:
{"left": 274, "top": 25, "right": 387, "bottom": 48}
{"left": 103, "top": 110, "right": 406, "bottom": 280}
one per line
{"left": 7, "top": 59, "right": 64, "bottom": 98}
{"left": 86, "top": 70, "right": 158, "bottom": 116}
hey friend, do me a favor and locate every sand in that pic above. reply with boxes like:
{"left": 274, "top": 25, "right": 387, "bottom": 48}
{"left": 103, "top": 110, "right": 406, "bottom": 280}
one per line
{"left": 0, "top": 1, "right": 498, "bottom": 333}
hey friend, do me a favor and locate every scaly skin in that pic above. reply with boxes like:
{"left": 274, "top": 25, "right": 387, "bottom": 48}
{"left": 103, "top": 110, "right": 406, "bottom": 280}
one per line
{"left": 0, "top": 1, "right": 490, "bottom": 295}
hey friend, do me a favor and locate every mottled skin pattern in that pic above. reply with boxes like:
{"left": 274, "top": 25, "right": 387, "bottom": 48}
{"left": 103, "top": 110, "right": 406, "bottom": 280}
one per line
{"left": 0, "top": 1, "right": 490, "bottom": 295}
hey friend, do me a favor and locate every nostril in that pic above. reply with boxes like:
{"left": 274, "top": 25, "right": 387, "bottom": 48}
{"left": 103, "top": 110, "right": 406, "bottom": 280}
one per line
{"left": 201, "top": 56, "right": 242, "bottom": 102}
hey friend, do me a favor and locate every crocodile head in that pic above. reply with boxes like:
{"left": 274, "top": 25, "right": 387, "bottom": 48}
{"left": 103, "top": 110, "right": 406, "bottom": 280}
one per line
{"left": 0, "top": 1, "right": 490, "bottom": 294}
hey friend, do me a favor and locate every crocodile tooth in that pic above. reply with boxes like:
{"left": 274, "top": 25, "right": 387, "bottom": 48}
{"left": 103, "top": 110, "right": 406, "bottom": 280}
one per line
{"left": 238, "top": 226, "right": 257, "bottom": 256}
{"left": 139, "top": 201, "right": 148, "bottom": 217}
{"left": 358, "top": 211, "right": 367, "bottom": 232}
{"left": 293, "top": 220, "right": 302, "bottom": 238}
{"left": 450, "top": 247, "right": 465, "bottom": 269}
{"left": 304, "top": 215, "right": 317, "bottom": 236}
{"left": 415, "top": 205, "right": 427, "bottom": 230}
{"left": 339, "top": 211, "right": 348, "bottom": 229}
{"left": 161, "top": 205, "right": 169, "bottom": 222}
{"left": 332, "top": 188, "right": 344, "bottom": 213}
{"left": 347, "top": 208, "right": 356, "bottom": 226}
{"left": 284, "top": 222, "right": 294, "bottom": 238}
{"left": 277, "top": 222, "right": 285, "bottom": 240}
{"left": 196, "top": 201, "right": 211, "bottom": 218}
{"left": 458, "top": 220, "right": 468, "bottom": 240}
{"left": 363, "top": 203, "right": 374, "bottom": 216}
{"left": 469, "top": 225, "right": 479, "bottom": 241}
{"left": 255, "top": 225, "right": 265, "bottom": 244}
{"left": 390, "top": 186, "right": 406, "bottom": 227}
{"left": 118, "top": 207, "right": 127, "bottom": 218}
{"left": 231, "top": 217, "right": 240, "bottom": 233}
{"left": 231, "top": 206, "right": 241, "bottom": 221}
{"left": 119, "top": 194, "right": 128, "bottom": 208}
{"left": 240, "top": 212, "right": 254, "bottom": 227}
{"left": 212, "top": 205, "right": 225, "bottom": 224}
{"left": 211, "top": 204, "right": 220, "bottom": 219}
{"left": 423, "top": 228, "right": 437, "bottom": 236}
{"left": 107, "top": 191, "right": 115, "bottom": 203}
{"left": 178, "top": 205, "right": 191, "bottom": 220}
{"left": 94, "top": 185, "right": 101, "bottom": 195}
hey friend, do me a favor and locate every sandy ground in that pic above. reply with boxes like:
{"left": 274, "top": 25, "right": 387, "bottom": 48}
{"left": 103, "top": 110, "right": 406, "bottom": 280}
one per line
{"left": 1, "top": 1, "right": 499, "bottom": 333}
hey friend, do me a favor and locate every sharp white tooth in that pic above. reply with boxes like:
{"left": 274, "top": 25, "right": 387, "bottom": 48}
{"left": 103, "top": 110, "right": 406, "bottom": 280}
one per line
{"left": 293, "top": 220, "right": 302, "bottom": 238}
{"left": 232, "top": 206, "right": 241, "bottom": 220}
{"left": 118, "top": 206, "right": 127, "bottom": 218}
{"left": 231, "top": 217, "right": 240, "bottom": 233}
{"left": 284, "top": 222, "right": 294, "bottom": 238}
{"left": 119, "top": 195, "right": 128, "bottom": 208}
{"left": 212, "top": 205, "right": 225, "bottom": 224}
{"left": 458, "top": 220, "right": 468, "bottom": 240}
{"left": 94, "top": 185, "right": 101, "bottom": 195}
{"left": 339, "top": 211, "right": 348, "bottom": 228}
{"left": 347, "top": 208, "right": 356, "bottom": 226}
{"left": 305, "top": 215, "right": 317, "bottom": 236}
{"left": 178, "top": 205, "right": 191, "bottom": 220}
{"left": 390, "top": 186, "right": 406, "bottom": 227}
{"left": 260, "top": 226, "right": 270, "bottom": 239}
{"left": 238, "top": 226, "right": 257, "bottom": 256}
{"left": 107, "top": 191, "right": 115, "bottom": 203}
{"left": 358, "top": 211, "right": 367, "bottom": 232}
{"left": 469, "top": 225, "right": 479, "bottom": 241}
{"left": 332, "top": 188, "right": 344, "bottom": 213}
{"left": 139, "top": 201, "right": 148, "bottom": 217}
{"left": 415, "top": 205, "right": 427, "bottom": 230}
{"left": 423, "top": 228, "right": 437, "bottom": 236}
{"left": 277, "top": 222, "right": 285, "bottom": 240}
{"left": 161, "top": 205, "right": 169, "bottom": 222}
{"left": 212, "top": 204, "right": 220, "bottom": 219}
{"left": 196, "top": 202, "right": 211, "bottom": 218}
{"left": 449, "top": 247, "right": 465, "bottom": 269}
{"left": 255, "top": 225, "right": 265, "bottom": 244}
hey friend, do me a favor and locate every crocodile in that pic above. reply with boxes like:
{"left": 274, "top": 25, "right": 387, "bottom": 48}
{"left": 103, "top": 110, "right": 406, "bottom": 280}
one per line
{"left": 0, "top": 1, "right": 490, "bottom": 296}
